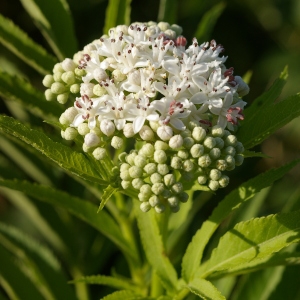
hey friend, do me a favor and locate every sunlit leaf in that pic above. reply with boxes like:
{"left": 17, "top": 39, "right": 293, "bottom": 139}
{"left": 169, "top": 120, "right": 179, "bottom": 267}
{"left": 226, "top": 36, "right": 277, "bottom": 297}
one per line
{"left": 98, "top": 185, "right": 119, "bottom": 212}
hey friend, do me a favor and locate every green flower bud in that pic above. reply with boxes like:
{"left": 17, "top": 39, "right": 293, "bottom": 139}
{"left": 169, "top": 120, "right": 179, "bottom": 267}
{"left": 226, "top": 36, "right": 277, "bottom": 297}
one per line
{"left": 158, "top": 21, "right": 170, "bottom": 31}
{"left": 197, "top": 175, "right": 207, "bottom": 185}
{"left": 183, "top": 137, "right": 195, "bottom": 149}
{"left": 170, "top": 156, "right": 182, "bottom": 169}
{"left": 82, "top": 143, "right": 92, "bottom": 153}
{"left": 139, "top": 125, "right": 154, "bottom": 141}
{"left": 215, "top": 159, "right": 227, "bottom": 171}
{"left": 120, "top": 170, "right": 131, "bottom": 181}
{"left": 161, "top": 189, "right": 172, "bottom": 199}
{"left": 120, "top": 163, "right": 130, "bottom": 172}
{"left": 140, "top": 184, "right": 152, "bottom": 196}
{"left": 188, "top": 120, "right": 199, "bottom": 130}
{"left": 51, "top": 82, "right": 66, "bottom": 94}
{"left": 57, "top": 92, "right": 69, "bottom": 104}
{"left": 209, "top": 180, "right": 219, "bottom": 191}
{"left": 215, "top": 137, "right": 225, "bottom": 149}
{"left": 150, "top": 172, "right": 163, "bottom": 184}
{"left": 151, "top": 161, "right": 166, "bottom": 175}
{"left": 140, "top": 202, "right": 151, "bottom": 212}
{"left": 42, "top": 75, "right": 54, "bottom": 88}
{"left": 180, "top": 129, "right": 191, "bottom": 138}
{"left": 178, "top": 150, "right": 189, "bottom": 159}
{"left": 152, "top": 182, "right": 165, "bottom": 195}
{"left": 154, "top": 149, "right": 167, "bottom": 164}
{"left": 178, "top": 192, "right": 189, "bottom": 203}
{"left": 64, "top": 107, "right": 77, "bottom": 123}
{"left": 61, "top": 130, "right": 65, "bottom": 139}
{"left": 169, "top": 134, "right": 183, "bottom": 149}
{"left": 132, "top": 178, "right": 144, "bottom": 190}
{"left": 134, "top": 155, "right": 147, "bottom": 168}
{"left": 209, "top": 148, "right": 221, "bottom": 160}
{"left": 45, "top": 89, "right": 56, "bottom": 101}
{"left": 154, "top": 204, "right": 165, "bottom": 213}
{"left": 75, "top": 67, "right": 86, "bottom": 77}
{"left": 225, "top": 155, "right": 235, "bottom": 167}
{"left": 144, "top": 163, "right": 157, "bottom": 175}
{"left": 168, "top": 196, "right": 179, "bottom": 208}
{"left": 171, "top": 182, "right": 183, "bottom": 194}
{"left": 190, "top": 144, "right": 204, "bottom": 158}
{"left": 223, "top": 146, "right": 236, "bottom": 156}
{"left": 84, "top": 132, "right": 100, "bottom": 147}
{"left": 219, "top": 175, "right": 230, "bottom": 188}
{"left": 121, "top": 180, "right": 131, "bottom": 189}
{"left": 170, "top": 24, "right": 183, "bottom": 35}
{"left": 112, "top": 69, "right": 126, "bottom": 81}
{"left": 149, "top": 121, "right": 159, "bottom": 132}
{"left": 211, "top": 125, "right": 224, "bottom": 137}
{"left": 225, "top": 135, "right": 238, "bottom": 147}
{"left": 93, "top": 84, "right": 107, "bottom": 96}
{"left": 183, "top": 159, "right": 195, "bottom": 172}
{"left": 64, "top": 127, "right": 78, "bottom": 140}
{"left": 70, "top": 83, "right": 80, "bottom": 94}
{"left": 138, "top": 192, "right": 149, "bottom": 202}
{"left": 140, "top": 143, "right": 154, "bottom": 157}
{"left": 62, "top": 58, "right": 77, "bottom": 71}
{"left": 235, "top": 154, "right": 244, "bottom": 166}
{"left": 203, "top": 137, "right": 216, "bottom": 149}
{"left": 149, "top": 195, "right": 160, "bottom": 207}
{"left": 53, "top": 71, "right": 63, "bottom": 82}
{"left": 235, "top": 142, "right": 244, "bottom": 154}
{"left": 61, "top": 71, "right": 75, "bottom": 85}
{"left": 198, "top": 154, "right": 211, "bottom": 168}
{"left": 209, "top": 169, "right": 222, "bottom": 181}
{"left": 77, "top": 123, "right": 90, "bottom": 135}
{"left": 164, "top": 29, "right": 176, "bottom": 39}
{"left": 53, "top": 63, "right": 64, "bottom": 73}
{"left": 192, "top": 126, "right": 206, "bottom": 142}
{"left": 93, "top": 147, "right": 106, "bottom": 160}
{"left": 123, "top": 123, "right": 135, "bottom": 138}
{"left": 129, "top": 166, "right": 143, "bottom": 178}
{"left": 164, "top": 173, "right": 176, "bottom": 186}
{"left": 111, "top": 136, "right": 123, "bottom": 149}
{"left": 154, "top": 141, "right": 169, "bottom": 150}
{"left": 126, "top": 151, "right": 138, "bottom": 165}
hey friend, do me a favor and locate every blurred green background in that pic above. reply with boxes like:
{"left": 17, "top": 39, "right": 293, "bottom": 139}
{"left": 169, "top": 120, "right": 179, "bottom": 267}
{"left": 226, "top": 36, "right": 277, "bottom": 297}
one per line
{"left": 1, "top": 0, "right": 300, "bottom": 299}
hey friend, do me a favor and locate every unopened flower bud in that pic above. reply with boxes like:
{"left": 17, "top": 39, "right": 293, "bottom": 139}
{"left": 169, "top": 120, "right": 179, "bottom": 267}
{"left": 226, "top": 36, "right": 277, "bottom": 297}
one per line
{"left": 203, "top": 137, "right": 216, "bottom": 149}
{"left": 138, "top": 192, "right": 148, "bottom": 201}
{"left": 126, "top": 152, "right": 137, "bottom": 165}
{"left": 215, "top": 159, "right": 227, "bottom": 171}
{"left": 45, "top": 89, "right": 56, "bottom": 101}
{"left": 134, "top": 155, "right": 147, "bottom": 168}
{"left": 139, "top": 125, "right": 154, "bottom": 141}
{"left": 62, "top": 58, "right": 77, "bottom": 71}
{"left": 190, "top": 144, "right": 204, "bottom": 158}
{"left": 215, "top": 137, "right": 224, "bottom": 149}
{"left": 57, "top": 92, "right": 69, "bottom": 104}
{"left": 93, "top": 84, "right": 106, "bottom": 96}
{"left": 235, "top": 154, "right": 244, "bottom": 166}
{"left": 100, "top": 119, "right": 115, "bottom": 136}
{"left": 118, "top": 152, "right": 127, "bottom": 163}
{"left": 209, "top": 180, "right": 219, "bottom": 191}
{"left": 225, "top": 155, "right": 235, "bottom": 167}
{"left": 180, "top": 129, "right": 191, "bottom": 138}
{"left": 170, "top": 156, "right": 182, "bottom": 169}
{"left": 177, "top": 150, "right": 189, "bottom": 159}
{"left": 112, "top": 69, "right": 126, "bottom": 82}
{"left": 211, "top": 125, "right": 224, "bottom": 137}
{"left": 183, "top": 137, "right": 194, "bottom": 149}
{"left": 183, "top": 159, "right": 194, "bottom": 172}
{"left": 192, "top": 126, "right": 206, "bottom": 142}
{"left": 84, "top": 132, "right": 100, "bottom": 147}
{"left": 168, "top": 196, "right": 179, "bottom": 208}
{"left": 169, "top": 134, "right": 183, "bottom": 149}
{"left": 158, "top": 21, "right": 170, "bottom": 31}
{"left": 198, "top": 154, "right": 211, "bottom": 168}
{"left": 157, "top": 125, "right": 173, "bottom": 141}
{"left": 53, "top": 72, "right": 63, "bottom": 82}
{"left": 140, "top": 202, "right": 151, "bottom": 212}
{"left": 80, "top": 83, "right": 94, "bottom": 97}
{"left": 150, "top": 172, "right": 162, "bottom": 184}
{"left": 132, "top": 178, "right": 144, "bottom": 189}
{"left": 42, "top": 75, "right": 54, "bottom": 88}
{"left": 157, "top": 164, "right": 169, "bottom": 175}
{"left": 209, "top": 148, "right": 221, "bottom": 160}
{"left": 149, "top": 195, "right": 160, "bottom": 207}
{"left": 53, "top": 63, "right": 64, "bottom": 73}
{"left": 154, "top": 150, "right": 167, "bottom": 164}
{"left": 140, "top": 184, "right": 152, "bottom": 196}
{"left": 197, "top": 176, "right": 207, "bottom": 185}
{"left": 140, "top": 143, "right": 154, "bottom": 157}
{"left": 64, "top": 127, "right": 78, "bottom": 140}
{"left": 171, "top": 182, "right": 183, "bottom": 194}
{"left": 219, "top": 175, "right": 230, "bottom": 188}
{"left": 154, "top": 141, "right": 169, "bottom": 150}
{"left": 209, "top": 169, "right": 222, "bottom": 181}
{"left": 164, "top": 174, "right": 176, "bottom": 186}
{"left": 224, "top": 146, "right": 236, "bottom": 156}
{"left": 225, "top": 135, "right": 238, "bottom": 147}
{"left": 62, "top": 71, "right": 76, "bottom": 85}
{"left": 149, "top": 121, "right": 159, "bottom": 132}
{"left": 235, "top": 76, "right": 250, "bottom": 97}
{"left": 178, "top": 192, "right": 189, "bottom": 203}
{"left": 235, "top": 142, "right": 244, "bottom": 154}
{"left": 111, "top": 136, "right": 123, "bottom": 149}
{"left": 154, "top": 203, "right": 165, "bottom": 213}
{"left": 129, "top": 166, "right": 143, "bottom": 178}
{"left": 121, "top": 180, "right": 131, "bottom": 189}
{"left": 70, "top": 83, "right": 80, "bottom": 94}
{"left": 51, "top": 82, "right": 66, "bottom": 94}
{"left": 144, "top": 163, "right": 157, "bottom": 175}
{"left": 77, "top": 123, "right": 90, "bottom": 135}
{"left": 93, "top": 68, "right": 108, "bottom": 82}
{"left": 152, "top": 182, "right": 165, "bottom": 195}
{"left": 93, "top": 147, "right": 106, "bottom": 160}
{"left": 123, "top": 123, "right": 135, "bottom": 138}
{"left": 75, "top": 67, "right": 86, "bottom": 77}
{"left": 170, "top": 24, "right": 183, "bottom": 35}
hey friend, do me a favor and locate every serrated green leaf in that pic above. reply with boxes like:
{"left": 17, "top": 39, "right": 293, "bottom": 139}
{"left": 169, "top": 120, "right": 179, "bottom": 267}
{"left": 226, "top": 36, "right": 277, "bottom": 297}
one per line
{"left": 237, "top": 93, "right": 300, "bottom": 149}
{"left": 19, "top": 0, "right": 77, "bottom": 59}
{"left": 98, "top": 185, "right": 119, "bottom": 212}
{"left": 197, "top": 210, "right": 300, "bottom": 279}
{"left": 194, "top": 2, "right": 226, "bottom": 42}
{"left": 0, "top": 244, "right": 44, "bottom": 300}
{"left": 0, "top": 223, "right": 76, "bottom": 300}
{"left": 70, "top": 275, "right": 140, "bottom": 292}
{"left": 244, "top": 66, "right": 288, "bottom": 120}
{"left": 188, "top": 278, "right": 226, "bottom": 300}
{"left": 181, "top": 159, "right": 299, "bottom": 282}
{"left": 0, "top": 179, "right": 139, "bottom": 265}
{"left": 158, "top": 0, "right": 178, "bottom": 24}
{"left": 135, "top": 204, "right": 178, "bottom": 294}
{"left": 0, "top": 14, "right": 57, "bottom": 74}
{"left": 101, "top": 290, "right": 151, "bottom": 300}
{"left": 103, "top": 0, "right": 132, "bottom": 35}
{"left": 0, "top": 115, "right": 107, "bottom": 185}
{"left": 0, "top": 70, "right": 63, "bottom": 120}
{"left": 242, "top": 150, "right": 270, "bottom": 158}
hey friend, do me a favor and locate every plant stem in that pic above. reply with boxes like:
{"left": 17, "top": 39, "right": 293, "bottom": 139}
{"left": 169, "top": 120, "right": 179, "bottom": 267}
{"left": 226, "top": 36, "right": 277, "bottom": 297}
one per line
{"left": 150, "top": 272, "right": 164, "bottom": 297}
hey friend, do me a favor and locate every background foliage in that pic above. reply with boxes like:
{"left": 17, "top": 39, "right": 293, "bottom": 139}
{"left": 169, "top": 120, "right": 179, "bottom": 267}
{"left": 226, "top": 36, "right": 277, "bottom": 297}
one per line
{"left": 0, "top": 0, "right": 300, "bottom": 299}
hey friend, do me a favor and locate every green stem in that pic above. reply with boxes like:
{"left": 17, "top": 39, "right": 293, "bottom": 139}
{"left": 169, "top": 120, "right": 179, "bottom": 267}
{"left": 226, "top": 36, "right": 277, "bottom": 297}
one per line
{"left": 150, "top": 272, "right": 164, "bottom": 297}
{"left": 175, "top": 288, "right": 190, "bottom": 300}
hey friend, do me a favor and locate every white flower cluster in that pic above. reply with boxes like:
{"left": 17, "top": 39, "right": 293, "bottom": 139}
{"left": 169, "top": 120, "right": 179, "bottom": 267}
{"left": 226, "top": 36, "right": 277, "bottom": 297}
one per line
{"left": 43, "top": 21, "right": 249, "bottom": 213}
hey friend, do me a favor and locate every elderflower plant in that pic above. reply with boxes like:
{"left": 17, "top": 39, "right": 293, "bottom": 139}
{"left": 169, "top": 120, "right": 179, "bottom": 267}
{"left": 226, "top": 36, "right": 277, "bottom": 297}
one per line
{"left": 43, "top": 21, "right": 249, "bottom": 213}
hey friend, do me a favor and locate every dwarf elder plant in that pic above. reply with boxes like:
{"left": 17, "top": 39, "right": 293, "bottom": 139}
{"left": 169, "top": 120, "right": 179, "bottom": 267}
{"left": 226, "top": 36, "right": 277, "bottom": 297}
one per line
{"left": 0, "top": 1, "right": 300, "bottom": 299}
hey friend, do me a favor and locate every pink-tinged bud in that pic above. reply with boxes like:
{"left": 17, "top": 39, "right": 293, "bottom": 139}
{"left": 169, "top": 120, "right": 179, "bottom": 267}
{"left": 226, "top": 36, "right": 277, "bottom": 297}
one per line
{"left": 176, "top": 36, "right": 187, "bottom": 47}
